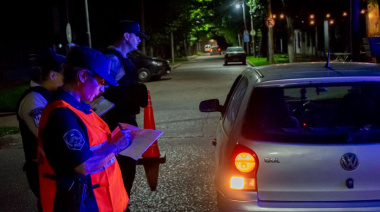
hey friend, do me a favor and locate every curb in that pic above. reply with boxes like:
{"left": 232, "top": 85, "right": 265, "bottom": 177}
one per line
{"left": 171, "top": 55, "right": 199, "bottom": 70}
{"left": 0, "top": 112, "right": 17, "bottom": 117}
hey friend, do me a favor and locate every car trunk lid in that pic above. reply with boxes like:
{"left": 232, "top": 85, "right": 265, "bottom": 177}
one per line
{"left": 244, "top": 140, "right": 380, "bottom": 201}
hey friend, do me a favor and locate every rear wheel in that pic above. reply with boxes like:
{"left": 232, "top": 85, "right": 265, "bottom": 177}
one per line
{"left": 224, "top": 61, "right": 228, "bottom": 66}
{"left": 138, "top": 68, "right": 151, "bottom": 82}
{"left": 242, "top": 60, "right": 246, "bottom": 65}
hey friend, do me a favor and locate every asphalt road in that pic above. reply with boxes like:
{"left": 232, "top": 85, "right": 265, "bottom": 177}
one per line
{"left": 0, "top": 54, "right": 249, "bottom": 212}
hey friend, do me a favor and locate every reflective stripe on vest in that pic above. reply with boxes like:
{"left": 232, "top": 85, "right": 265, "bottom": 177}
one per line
{"left": 38, "top": 100, "right": 128, "bottom": 212}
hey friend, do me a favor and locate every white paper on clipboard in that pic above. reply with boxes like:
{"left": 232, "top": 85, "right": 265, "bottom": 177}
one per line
{"left": 111, "top": 123, "right": 164, "bottom": 160}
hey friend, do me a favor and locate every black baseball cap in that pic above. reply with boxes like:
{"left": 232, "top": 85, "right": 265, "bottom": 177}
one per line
{"left": 118, "top": 20, "right": 148, "bottom": 39}
{"left": 65, "top": 45, "right": 118, "bottom": 86}
{"left": 38, "top": 49, "right": 66, "bottom": 73}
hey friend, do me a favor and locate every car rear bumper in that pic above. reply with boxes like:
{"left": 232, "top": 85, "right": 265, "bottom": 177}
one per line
{"left": 225, "top": 55, "right": 246, "bottom": 62}
{"left": 217, "top": 190, "right": 380, "bottom": 212}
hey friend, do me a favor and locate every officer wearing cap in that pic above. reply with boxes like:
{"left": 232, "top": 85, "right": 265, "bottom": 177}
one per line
{"left": 38, "top": 45, "right": 131, "bottom": 212}
{"left": 17, "top": 49, "right": 65, "bottom": 210}
{"left": 102, "top": 20, "right": 148, "bottom": 206}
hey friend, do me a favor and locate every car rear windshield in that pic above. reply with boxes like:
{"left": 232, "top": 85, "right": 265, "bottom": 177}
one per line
{"left": 242, "top": 83, "right": 380, "bottom": 144}
{"left": 226, "top": 47, "right": 244, "bottom": 52}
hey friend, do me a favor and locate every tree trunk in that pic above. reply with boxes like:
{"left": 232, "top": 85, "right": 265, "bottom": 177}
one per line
{"left": 267, "top": 0, "right": 275, "bottom": 64}
{"left": 282, "top": 0, "right": 295, "bottom": 63}
{"left": 183, "top": 38, "right": 188, "bottom": 57}
{"left": 286, "top": 18, "right": 295, "bottom": 62}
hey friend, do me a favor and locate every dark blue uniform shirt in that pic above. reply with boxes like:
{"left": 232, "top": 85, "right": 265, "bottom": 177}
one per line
{"left": 41, "top": 89, "right": 93, "bottom": 178}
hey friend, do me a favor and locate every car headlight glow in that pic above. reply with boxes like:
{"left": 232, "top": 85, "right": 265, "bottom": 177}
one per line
{"left": 152, "top": 61, "right": 163, "bottom": 66}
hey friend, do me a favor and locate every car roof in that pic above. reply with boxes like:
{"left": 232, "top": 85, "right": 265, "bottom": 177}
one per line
{"left": 244, "top": 62, "right": 380, "bottom": 86}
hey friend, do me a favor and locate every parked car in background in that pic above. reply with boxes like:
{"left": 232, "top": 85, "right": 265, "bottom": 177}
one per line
{"left": 199, "top": 62, "right": 380, "bottom": 212}
{"left": 204, "top": 44, "right": 212, "bottom": 53}
{"left": 210, "top": 46, "right": 221, "bottom": 55}
{"left": 224, "top": 46, "right": 246, "bottom": 65}
{"left": 128, "top": 50, "right": 171, "bottom": 82}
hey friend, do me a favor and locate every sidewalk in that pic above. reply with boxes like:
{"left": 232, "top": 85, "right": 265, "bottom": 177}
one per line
{"left": 0, "top": 112, "right": 18, "bottom": 127}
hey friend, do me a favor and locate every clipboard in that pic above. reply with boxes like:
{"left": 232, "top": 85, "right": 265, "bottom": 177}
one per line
{"left": 90, "top": 96, "right": 115, "bottom": 116}
{"left": 111, "top": 123, "right": 164, "bottom": 160}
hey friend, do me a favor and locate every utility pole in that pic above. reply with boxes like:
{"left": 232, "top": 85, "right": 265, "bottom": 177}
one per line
{"left": 141, "top": 0, "right": 146, "bottom": 54}
{"left": 350, "top": 0, "right": 360, "bottom": 61}
{"left": 247, "top": 0, "right": 256, "bottom": 57}
{"left": 241, "top": 2, "right": 249, "bottom": 55}
{"left": 84, "top": 0, "right": 92, "bottom": 47}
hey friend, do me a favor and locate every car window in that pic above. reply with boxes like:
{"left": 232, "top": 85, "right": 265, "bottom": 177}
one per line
{"left": 223, "top": 77, "right": 248, "bottom": 133}
{"left": 226, "top": 47, "right": 245, "bottom": 53}
{"left": 243, "top": 83, "right": 380, "bottom": 144}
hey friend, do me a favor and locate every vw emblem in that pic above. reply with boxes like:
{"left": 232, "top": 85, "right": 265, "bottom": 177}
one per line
{"left": 340, "top": 153, "right": 359, "bottom": 171}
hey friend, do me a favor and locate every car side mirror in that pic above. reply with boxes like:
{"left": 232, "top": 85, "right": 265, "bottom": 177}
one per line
{"left": 199, "top": 99, "right": 223, "bottom": 113}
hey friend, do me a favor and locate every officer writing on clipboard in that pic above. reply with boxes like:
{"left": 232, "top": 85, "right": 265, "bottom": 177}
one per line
{"left": 38, "top": 46, "right": 132, "bottom": 212}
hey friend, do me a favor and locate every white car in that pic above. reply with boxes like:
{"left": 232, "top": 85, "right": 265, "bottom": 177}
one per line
{"left": 199, "top": 62, "right": 380, "bottom": 211}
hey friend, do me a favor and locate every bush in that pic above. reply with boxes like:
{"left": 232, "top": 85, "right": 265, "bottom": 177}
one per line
{"left": 0, "top": 83, "right": 29, "bottom": 112}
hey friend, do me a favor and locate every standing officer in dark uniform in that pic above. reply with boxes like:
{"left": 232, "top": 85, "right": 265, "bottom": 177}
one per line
{"left": 102, "top": 20, "right": 148, "bottom": 209}
{"left": 17, "top": 49, "right": 65, "bottom": 210}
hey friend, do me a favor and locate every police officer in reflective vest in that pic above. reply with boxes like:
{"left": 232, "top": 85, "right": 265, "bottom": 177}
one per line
{"left": 38, "top": 46, "right": 131, "bottom": 212}
{"left": 17, "top": 49, "right": 65, "bottom": 210}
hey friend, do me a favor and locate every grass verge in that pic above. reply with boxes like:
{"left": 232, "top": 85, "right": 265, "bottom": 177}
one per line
{"left": 247, "top": 54, "right": 290, "bottom": 66}
{"left": 0, "top": 126, "right": 19, "bottom": 137}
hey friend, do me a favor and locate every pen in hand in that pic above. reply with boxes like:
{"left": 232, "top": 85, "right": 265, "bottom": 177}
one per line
{"left": 117, "top": 123, "right": 132, "bottom": 148}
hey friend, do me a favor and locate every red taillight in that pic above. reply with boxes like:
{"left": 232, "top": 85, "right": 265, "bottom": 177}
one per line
{"left": 218, "top": 48, "right": 221, "bottom": 51}
{"left": 235, "top": 152, "right": 256, "bottom": 173}
{"left": 230, "top": 145, "right": 258, "bottom": 191}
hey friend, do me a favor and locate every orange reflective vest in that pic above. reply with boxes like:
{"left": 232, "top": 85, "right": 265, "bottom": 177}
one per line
{"left": 38, "top": 100, "right": 128, "bottom": 212}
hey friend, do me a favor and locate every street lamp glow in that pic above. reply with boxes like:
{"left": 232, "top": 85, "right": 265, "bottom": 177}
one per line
{"left": 273, "top": 14, "right": 276, "bottom": 18}
{"left": 329, "top": 20, "right": 334, "bottom": 25}
{"left": 361, "top": 9, "right": 366, "bottom": 14}
{"left": 235, "top": 4, "right": 241, "bottom": 9}
{"left": 368, "top": 13, "right": 372, "bottom": 18}
{"left": 280, "top": 14, "right": 284, "bottom": 19}
{"left": 310, "top": 20, "right": 315, "bottom": 25}
{"left": 342, "top": 12, "right": 347, "bottom": 16}
{"left": 326, "top": 13, "right": 331, "bottom": 18}
{"left": 310, "top": 14, "right": 314, "bottom": 19}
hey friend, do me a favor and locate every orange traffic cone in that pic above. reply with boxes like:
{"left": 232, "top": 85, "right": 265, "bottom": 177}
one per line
{"left": 142, "top": 89, "right": 160, "bottom": 158}
{"left": 137, "top": 89, "right": 166, "bottom": 191}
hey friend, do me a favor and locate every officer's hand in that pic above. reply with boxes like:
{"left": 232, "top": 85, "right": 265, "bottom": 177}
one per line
{"left": 111, "top": 129, "right": 132, "bottom": 154}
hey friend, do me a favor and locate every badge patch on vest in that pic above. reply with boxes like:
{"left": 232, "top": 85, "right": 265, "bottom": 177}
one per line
{"left": 28, "top": 107, "right": 43, "bottom": 128}
{"left": 63, "top": 129, "right": 85, "bottom": 150}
